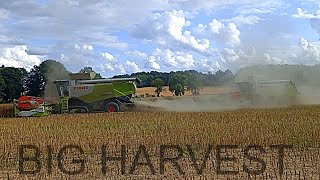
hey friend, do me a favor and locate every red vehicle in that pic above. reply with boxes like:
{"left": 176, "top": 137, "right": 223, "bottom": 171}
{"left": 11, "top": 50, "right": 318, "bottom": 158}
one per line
{"left": 16, "top": 96, "right": 45, "bottom": 111}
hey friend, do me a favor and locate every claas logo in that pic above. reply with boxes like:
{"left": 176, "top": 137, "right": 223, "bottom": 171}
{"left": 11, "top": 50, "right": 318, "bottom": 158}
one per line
{"left": 74, "top": 86, "right": 89, "bottom": 90}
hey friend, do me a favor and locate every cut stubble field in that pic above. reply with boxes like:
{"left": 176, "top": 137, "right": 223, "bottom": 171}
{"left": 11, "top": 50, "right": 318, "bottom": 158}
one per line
{"left": 1, "top": 105, "right": 320, "bottom": 178}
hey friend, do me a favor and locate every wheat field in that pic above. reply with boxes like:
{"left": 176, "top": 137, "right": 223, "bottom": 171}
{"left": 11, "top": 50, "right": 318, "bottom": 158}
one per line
{"left": 0, "top": 105, "right": 320, "bottom": 178}
{"left": 0, "top": 104, "right": 13, "bottom": 118}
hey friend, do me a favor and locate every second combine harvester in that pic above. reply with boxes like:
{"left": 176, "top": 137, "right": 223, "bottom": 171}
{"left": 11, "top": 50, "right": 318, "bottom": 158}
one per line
{"left": 235, "top": 75, "right": 299, "bottom": 105}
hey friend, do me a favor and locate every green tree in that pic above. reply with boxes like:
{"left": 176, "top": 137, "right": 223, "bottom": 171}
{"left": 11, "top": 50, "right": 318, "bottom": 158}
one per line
{"left": 0, "top": 75, "right": 6, "bottom": 103}
{"left": 79, "top": 67, "right": 102, "bottom": 79}
{"left": 0, "top": 67, "right": 27, "bottom": 102}
{"left": 151, "top": 78, "right": 164, "bottom": 97}
{"left": 25, "top": 65, "right": 45, "bottom": 96}
{"left": 187, "top": 73, "right": 203, "bottom": 95}
{"left": 174, "top": 84, "right": 184, "bottom": 96}
{"left": 168, "top": 74, "right": 188, "bottom": 96}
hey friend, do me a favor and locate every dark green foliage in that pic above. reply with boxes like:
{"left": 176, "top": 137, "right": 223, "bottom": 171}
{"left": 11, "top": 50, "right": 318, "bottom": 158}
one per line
{"left": 113, "top": 69, "right": 235, "bottom": 87}
{"left": 168, "top": 74, "right": 188, "bottom": 96}
{"left": 25, "top": 65, "right": 45, "bottom": 96}
{"left": 187, "top": 73, "right": 203, "bottom": 95}
{"left": 0, "top": 76, "right": 5, "bottom": 103}
{"left": 0, "top": 66, "right": 27, "bottom": 102}
{"left": 174, "top": 84, "right": 184, "bottom": 96}
{"left": 151, "top": 78, "right": 164, "bottom": 97}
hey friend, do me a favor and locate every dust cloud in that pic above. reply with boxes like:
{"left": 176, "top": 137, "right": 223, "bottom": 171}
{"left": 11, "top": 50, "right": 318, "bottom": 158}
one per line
{"left": 132, "top": 95, "right": 245, "bottom": 112}
{"left": 295, "top": 86, "right": 320, "bottom": 105}
{"left": 132, "top": 73, "right": 320, "bottom": 112}
{"left": 43, "top": 65, "right": 69, "bottom": 104}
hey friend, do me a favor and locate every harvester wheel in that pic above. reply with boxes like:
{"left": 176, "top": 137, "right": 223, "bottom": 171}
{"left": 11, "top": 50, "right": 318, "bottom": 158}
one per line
{"left": 105, "top": 102, "right": 120, "bottom": 112}
{"left": 79, "top": 107, "right": 88, "bottom": 113}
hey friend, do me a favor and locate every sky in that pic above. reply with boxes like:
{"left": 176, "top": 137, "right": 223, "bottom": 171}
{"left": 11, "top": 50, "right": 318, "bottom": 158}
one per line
{"left": 0, "top": 0, "right": 320, "bottom": 77}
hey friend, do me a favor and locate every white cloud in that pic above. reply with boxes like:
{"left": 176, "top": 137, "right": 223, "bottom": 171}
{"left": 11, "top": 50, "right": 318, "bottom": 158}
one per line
{"left": 148, "top": 48, "right": 195, "bottom": 69}
{"left": 264, "top": 53, "right": 271, "bottom": 61}
{"left": 0, "top": 9, "right": 9, "bottom": 20}
{"left": 126, "top": 61, "right": 141, "bottom": 73}
{"left": 95, "top": 56, "right": 140, "bottom": 76}
{"left": 101, "top": 63, "right": 115, "bottom": 72}
{"left": 98, "top": 63, "right": 127, "bottom": 76}
{"left": 74, "top": 44, "right": 94, "bottom": 52}
{"left": 237, "top": 8, "right": 273, "bottom": 15}
{"left": 293, "top": 7, "right": 320, "bottom": 37}
{"left": 114, "top": 64, "right": 126, "bottom": 74}
{"left": 299, "top": 37, "right": 320, "bottom": 62}
{"left": 0, "top": 45, "right": 41, "bottom": 71}
{"left": 292, "top": 8, "right": 320, "bottom": 19}
{"left": 133, "top": 10, "right": 210, "bottom": 53}
{"left": 101, "top": 52, "right": 117, "bottom": 62}
{"left": 194, "top": 19, "right": 241, "bottom": 47}
{"left": 145, "top": 56, "right": 161, "bottom": 70}
{"left": 83, "top": 44, "right": 93, "bottom": 51}
{"left": 183, "top": 30, "right": 210, "bottom": 52}
{"left": 271, "top": 57, "right": 287, "bottom": 64}
{"left": 208, "top": 20, "right": 240, "bottom": 46}
{"left": 234, "top": 0, "right": 286, "bottom": 15}
{"left": 223, "top": 15, "right": 262, "bottom": 25}
{"left": 263, "top": 54, "right": 288, "bottom": 64}
{"left": 0, "top": 35, "right": 24, "bottom": 45}
{"left": 125, "top": 50, "right": 148, "bottom": 59}
{"left": 220, "top": 48, "right": 240, "bottom": 63}
{"left": 195, "top": 59, "right": 221, "bottom": 72}
{"left": 168, "top": 0, "right": 284, "bottom": 15}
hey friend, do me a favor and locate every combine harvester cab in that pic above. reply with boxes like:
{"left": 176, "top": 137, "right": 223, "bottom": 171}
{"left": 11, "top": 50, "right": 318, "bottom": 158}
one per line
{"left": 54, "top": 72, "right": 141, "bottom": 113}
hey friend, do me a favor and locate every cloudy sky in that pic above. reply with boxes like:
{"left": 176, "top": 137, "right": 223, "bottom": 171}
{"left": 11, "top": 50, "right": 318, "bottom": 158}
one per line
{"left": 0, "top": 0, "right": 320, "bottom": 77}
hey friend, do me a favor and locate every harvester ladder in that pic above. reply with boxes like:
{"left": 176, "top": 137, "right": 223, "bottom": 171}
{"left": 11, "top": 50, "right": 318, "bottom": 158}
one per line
{"left": 60, "top": 97, "right": 69, "bottom": 114}
{"left": 13, "top": 99, "right": 18, "bottom": 117}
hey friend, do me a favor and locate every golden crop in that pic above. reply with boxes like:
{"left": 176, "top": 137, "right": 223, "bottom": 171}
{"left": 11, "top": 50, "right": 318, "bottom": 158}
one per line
{"left": 0, "top": 104, "right": 13, "bottom": 118}
{"left": 0, "top": 105, "right": 320, "bottom": 179}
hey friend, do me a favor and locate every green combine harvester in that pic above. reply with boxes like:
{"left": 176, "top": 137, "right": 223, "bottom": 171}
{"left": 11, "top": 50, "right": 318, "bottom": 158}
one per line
{"left": 13, "top": 72, "right": 141, "bottom": 117}
{"left": 235, "top": 75, "right": 299, "bottom": 105}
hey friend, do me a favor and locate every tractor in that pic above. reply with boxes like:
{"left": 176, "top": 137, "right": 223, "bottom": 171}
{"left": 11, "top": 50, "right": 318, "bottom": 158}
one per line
{"left": 13, "top": 72, "right": 141, "bottom": 117}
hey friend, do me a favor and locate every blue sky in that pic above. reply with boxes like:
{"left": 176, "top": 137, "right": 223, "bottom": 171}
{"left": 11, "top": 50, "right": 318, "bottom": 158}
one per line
{"left": 0, "top": 0, "right": 320, "bottom": 77}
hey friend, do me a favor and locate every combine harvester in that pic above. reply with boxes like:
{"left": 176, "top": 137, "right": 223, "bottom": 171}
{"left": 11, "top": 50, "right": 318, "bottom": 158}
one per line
{"left": 235, "top": 75, "right": 299, "bottom": 106}
{"left": 176, "top": 75, "right": 299, "bottom": 108}
{"left": 13, "top": 72, "right": 141, "bottom": 117}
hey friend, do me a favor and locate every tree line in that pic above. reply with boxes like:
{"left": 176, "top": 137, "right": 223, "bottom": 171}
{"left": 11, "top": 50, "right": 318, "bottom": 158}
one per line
{"left": 114, "top": 70, "right": 235, "bottom": 87}
{"left": 114, "top": 70, "right": 235, "bottom": 97}
{"left": 0, "top": 59, "right": 235, "bottom": 103}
